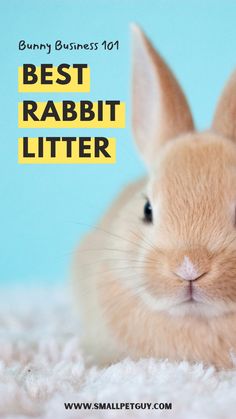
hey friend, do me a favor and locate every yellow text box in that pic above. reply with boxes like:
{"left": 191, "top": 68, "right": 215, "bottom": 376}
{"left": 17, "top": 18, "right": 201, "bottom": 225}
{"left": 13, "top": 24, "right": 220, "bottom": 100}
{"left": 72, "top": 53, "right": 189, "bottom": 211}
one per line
{"left": 18, "top": 137, "right": 116, "bottom": 164}
{"left": 18, "top": 101, "right": 125, "bottom": 128}
{"left": 18, "top": 65, "right": 90, "bottom": 92}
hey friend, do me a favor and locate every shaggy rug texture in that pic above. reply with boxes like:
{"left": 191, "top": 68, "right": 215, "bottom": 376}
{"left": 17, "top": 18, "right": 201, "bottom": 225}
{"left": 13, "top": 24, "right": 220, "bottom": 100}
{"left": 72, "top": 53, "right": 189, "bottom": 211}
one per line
{"left": 1, "top": 285, "right": 236, "bottom": 419}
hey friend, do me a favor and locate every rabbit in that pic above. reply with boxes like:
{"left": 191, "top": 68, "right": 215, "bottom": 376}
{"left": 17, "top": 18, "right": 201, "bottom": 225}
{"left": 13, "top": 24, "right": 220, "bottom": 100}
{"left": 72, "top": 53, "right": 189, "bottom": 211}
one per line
{"left": 72, "top": 25, "right": 236, "bottom": 369}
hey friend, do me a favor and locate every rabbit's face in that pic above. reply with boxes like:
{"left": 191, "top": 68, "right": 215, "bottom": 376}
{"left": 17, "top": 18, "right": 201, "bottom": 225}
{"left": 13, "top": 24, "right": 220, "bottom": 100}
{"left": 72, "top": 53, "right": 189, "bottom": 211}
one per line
{"left": 130, "top": 26, "right": 236, "bottom": 317}
{"left": 138, "top": 132, "right": 236, "bottom": 317}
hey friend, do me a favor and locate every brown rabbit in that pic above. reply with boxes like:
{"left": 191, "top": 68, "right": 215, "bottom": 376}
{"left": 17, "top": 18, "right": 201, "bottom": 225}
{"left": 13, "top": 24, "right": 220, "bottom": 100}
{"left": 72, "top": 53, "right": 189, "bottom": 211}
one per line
{"left": 72, "top": 25, "right": 236, "bottom": 368}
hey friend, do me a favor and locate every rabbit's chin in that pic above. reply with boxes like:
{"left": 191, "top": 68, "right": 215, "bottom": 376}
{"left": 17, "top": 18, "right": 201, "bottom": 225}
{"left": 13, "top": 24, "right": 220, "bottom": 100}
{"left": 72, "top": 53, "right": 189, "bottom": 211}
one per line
{"left": 139, "top": 288, "right": 236, "bottom": 318}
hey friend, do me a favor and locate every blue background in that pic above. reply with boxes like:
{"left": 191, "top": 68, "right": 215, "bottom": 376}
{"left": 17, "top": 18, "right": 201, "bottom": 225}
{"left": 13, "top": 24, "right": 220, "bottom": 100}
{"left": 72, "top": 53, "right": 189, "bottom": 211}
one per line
{"left": 1, "top": 0, "right": 236, "bottom": 284}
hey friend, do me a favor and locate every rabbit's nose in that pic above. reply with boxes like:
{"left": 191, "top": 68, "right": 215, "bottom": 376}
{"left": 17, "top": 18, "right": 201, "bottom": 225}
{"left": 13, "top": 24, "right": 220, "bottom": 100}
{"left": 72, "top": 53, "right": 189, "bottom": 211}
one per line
{"left": 174, "top": 256, "right": 207, "bottom": 281}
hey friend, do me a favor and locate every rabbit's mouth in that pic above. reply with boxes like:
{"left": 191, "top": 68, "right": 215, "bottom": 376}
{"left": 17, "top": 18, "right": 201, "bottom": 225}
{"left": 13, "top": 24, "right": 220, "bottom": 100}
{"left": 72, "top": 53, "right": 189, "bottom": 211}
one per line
{"left": 182, "top": 281, "right": 202, "bottom": 303}
{"left": 177, "top": 283, "right": 213, "bottom": 307}
{"left": 168, "top": 285, "right": 234, "bottom": 317}
{"left": 185, "top": 281, "right": 194, "bottom": 301}
{"left": 140, "top": 285, "right": 207, "bottom": 314}
{"left": 140, "top": 283, "right": 228, "bottom": 318}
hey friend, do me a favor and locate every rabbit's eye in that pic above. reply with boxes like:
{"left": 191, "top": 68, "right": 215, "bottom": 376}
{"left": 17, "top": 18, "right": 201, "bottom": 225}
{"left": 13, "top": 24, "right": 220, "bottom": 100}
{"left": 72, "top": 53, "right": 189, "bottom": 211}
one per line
{"left": 143, "top": 200, "right": 153, "bottom": 223}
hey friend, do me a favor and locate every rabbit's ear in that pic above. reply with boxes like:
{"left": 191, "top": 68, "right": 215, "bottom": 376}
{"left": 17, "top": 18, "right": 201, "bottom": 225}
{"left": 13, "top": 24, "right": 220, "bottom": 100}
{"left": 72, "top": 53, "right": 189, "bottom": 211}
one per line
{"left": 212, "top": 71, "right": 236, "bottom": 141}
{"left": 132, "top": 25, "right": 194, "bottom": 167}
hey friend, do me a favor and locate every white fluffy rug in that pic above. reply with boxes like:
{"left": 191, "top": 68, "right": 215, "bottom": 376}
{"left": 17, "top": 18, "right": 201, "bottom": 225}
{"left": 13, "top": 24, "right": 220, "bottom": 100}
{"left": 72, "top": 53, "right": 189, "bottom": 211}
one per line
{"left": 1, "top": 285, "right": 236, "bottom": 419}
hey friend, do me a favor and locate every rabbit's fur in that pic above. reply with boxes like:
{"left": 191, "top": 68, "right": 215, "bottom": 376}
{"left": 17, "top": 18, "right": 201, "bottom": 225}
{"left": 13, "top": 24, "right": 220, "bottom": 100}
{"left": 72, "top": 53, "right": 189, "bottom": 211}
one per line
{"left": 73, "top": 26, "right": 236, "bottom": 368}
